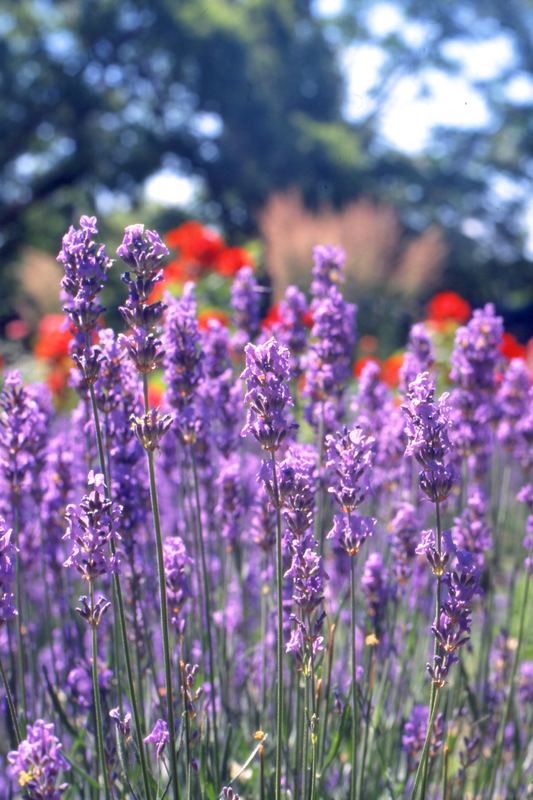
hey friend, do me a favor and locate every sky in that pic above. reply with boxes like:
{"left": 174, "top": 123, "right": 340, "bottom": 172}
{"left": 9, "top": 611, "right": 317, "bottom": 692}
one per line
{"left": 144, "top": 0, "right": 533, "bottom": 254}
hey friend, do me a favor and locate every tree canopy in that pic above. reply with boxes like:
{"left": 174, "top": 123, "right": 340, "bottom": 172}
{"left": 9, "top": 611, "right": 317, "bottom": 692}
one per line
{"left": 1, "top": 0, "right": 532, "bottom": 321}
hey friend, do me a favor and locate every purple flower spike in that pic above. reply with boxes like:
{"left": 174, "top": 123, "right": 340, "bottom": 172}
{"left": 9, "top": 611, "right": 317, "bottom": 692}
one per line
{"left": 0, "top": 517, "right": 17, "bottom": 626}
{"left": 63, "top": 471, "right": 121, "bottom": 583}
{"left": 241, "top": 338, "right": 296, "bottom": 452}
{"left": 402, "top": 372, "right": 455, "bottom": 502}
{"left": 311, "top": 245, "right": 346, "bottom": 295}
{"left": 231, "top": 265, "right": 261, "bottom": 353}
{"left": 118, "top": 223, "right": 168, "bottom": 375}
{"left": 144, "top": 718, "right": 169, "bottom": 759}
{"left": 117, "top": 224, "right": 169, "bottom": 278}
{"left": 58, "top": 215, "right": 111, "bottom": 334}
{"left": 164, "top": 536, "right": 193, "bottom": 631}
{"left": 326, "top": 426, "right": 376, "bottom": 557}
{"left": 8, "top": 719, "right": 68, "bottom": 798}
{"left": 164, "top": 284, "right": 204, "bottom": 411}
{"left": 399, "top": 323, "right": 434, "bottom": 394}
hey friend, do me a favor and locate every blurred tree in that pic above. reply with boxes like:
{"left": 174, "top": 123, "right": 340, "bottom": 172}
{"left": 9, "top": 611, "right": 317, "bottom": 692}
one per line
{"left": 1, "top": 0, "right": 533, "bottom": 330}
{"left": 329, "top": 0, "right": 533, "bottom": 318}
{"left": 0, "top": 1, "right": 366, "bottom": 255}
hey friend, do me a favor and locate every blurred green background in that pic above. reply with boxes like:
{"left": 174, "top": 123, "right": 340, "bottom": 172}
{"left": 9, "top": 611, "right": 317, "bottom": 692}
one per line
{"left": 1, "top": 0, "right": 533, "bottom": 352}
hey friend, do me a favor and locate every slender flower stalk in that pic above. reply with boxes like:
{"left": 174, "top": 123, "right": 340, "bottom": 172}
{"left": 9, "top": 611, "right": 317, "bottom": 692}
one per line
{"left": 163, "top": 284, "right": 220, "bottom": 780}
{"left": 0, "top": 516, "right": 20, "bottom": 744}
{"left": 326, "top": 426, "right": 376, "bottom": 799}
{"left": 402, "top": 372, "right": 456, "bottom": 799}
{"left": 116, "top": 223, "right": 181, "bottom": 800}
{"left": 487, "top": 485, "right": 533, "bottom": 798}
{"left": 64, "top": 471, "right": 117, "bottom": 798}
{"left": 241, "top": 338, "right": 296, "bottom": 800}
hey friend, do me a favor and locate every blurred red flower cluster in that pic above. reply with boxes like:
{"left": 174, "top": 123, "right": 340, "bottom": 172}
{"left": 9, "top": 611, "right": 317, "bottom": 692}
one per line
{"left": 352, "top": 290, "right": 530, "bottom": 388}
{"left": 33, "top": 314, "right": 74, "bottom": 396}
{"left": 152, "top": 221, "right": 254, "bottom": 301}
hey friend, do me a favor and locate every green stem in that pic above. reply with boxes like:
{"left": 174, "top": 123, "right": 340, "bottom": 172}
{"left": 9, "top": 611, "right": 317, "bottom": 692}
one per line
{"left": 88, "top": 384, "right": 153, "bottom": 800}
{"left": 309, "top": 653, "right": 318, "bottom": 800}
{"left": 0, "top": 655, "right": 21, "bottom": 744}
{"left": 410, "top": 499, "right": 443, "bottom": 800}
{"left": 271, "top": 450, "right": 285, "bottom": 800}
{"left": 89, "top": 582, "right": 111, "bottom": 800}
{"left": 317, "top": 623, "right": 336, "bottom": 776}
{"left": 487, "top": 566, "right": 531, "bottom": 799}
{"left": 190, "top": 448, "right": 220, "bottom": 785}
{"left": 146, "top": 442, "right": 180, "bottom": 800}
{"left": 12, "top": 496, "right": 27, "bottom": 737}
{"left": 357, "top": 647, "right": 374, "bottom": 800}
{"left": 349, "top": 555, "right": 358, "bottom": 800}
{"left": 409, "top": 689, "right": 441, "bottom": 800}
{"left": 294, "top": 674, "right": 304, "bottom": 799}
{"left": 179, "top": 653, "right": 193, "bottom": 800}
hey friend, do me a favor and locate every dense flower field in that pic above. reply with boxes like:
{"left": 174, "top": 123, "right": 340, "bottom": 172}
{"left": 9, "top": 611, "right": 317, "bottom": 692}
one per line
{"left": 0, "top": 216, "right": 531, "bottom": 799}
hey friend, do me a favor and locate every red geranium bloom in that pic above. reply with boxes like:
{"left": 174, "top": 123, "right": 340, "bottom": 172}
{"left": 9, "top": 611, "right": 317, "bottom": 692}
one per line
{"left": 215, "top": 246, "right": 254, "bottom": 277}
{"left": 34, "top": 314, "right": 73, "bottom": 361}
{"left": 165, "top": 221, "right": 224, "bottom": 266}
{"left": 198, "top": 309, "right": 230, "bottom": 330}
{"left": 353, "top": 356, "right": 381, "bottom": 379}
{"left": 262, "top": 303, "right": 281, "bottom": 331}
{"left": 500, "top": 332, "right": 527, "bottom": 361}
{"left": 381, "top": 353, "right": 405, "bottom": 387}
{"left": 427, "top": 291, "right": 471, "bottom": 324}
{"left": 302, "top": 310, "right": 314, "bottom": 329}
{"left": 46, "top": 364, "right": 69, "bottom": 396}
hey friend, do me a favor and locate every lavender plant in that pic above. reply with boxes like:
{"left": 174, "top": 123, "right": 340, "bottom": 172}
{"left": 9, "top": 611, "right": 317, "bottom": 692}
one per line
{"left": 0, "top": 221, "right": 531, "bottom": 800}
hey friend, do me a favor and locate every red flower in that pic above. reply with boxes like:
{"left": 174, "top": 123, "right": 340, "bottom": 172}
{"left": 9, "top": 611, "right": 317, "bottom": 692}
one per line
{"left": 198, "top": 309, "right": 230, "bottom": 330}
{"left": 215, "top": 246, "right": 254, "bottom": 277}
{"left": 34, "top": 314, "right": 73, "bottom": 361}
{"left": 500, "top": 332, "right": 527, "bottom": 361}
{"left": 165, "top": 221, "right": 224, "bottom": 267}
{"left": 427, "top": 291, "right": 471, "bottom": 324}
{"left": 262, "top": 303, "right": 281, "bottom": 331}
{"left": 381, "top": 353, "right": 405, "bottom": 387}
{"left": 46, "top": 364, "right": 69, "bottom": 396}
{"left": 302, "top": 310, "right": 314, "bottom": 329}
{"left": 353, "top": 356, "right": 381, "bottom": 379}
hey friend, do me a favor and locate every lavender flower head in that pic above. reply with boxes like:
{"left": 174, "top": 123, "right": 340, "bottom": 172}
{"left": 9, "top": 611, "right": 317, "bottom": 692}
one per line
{"left": 402, "top": 372, "right": 455, "bottom": 503}
{"left": 326, "top": 427, "right": 376, "bottom": 556}
{"left": 144, "top": 718, "right": 169, "bottom": 759}
{"left": 58, "top": 215, "right": 111, "bottom": 333}
{"left": 272, "top": 285, "right": 310, "bottom": 376}
{"left": 362, "top": 552, "right": 391, "bottom": 637}
{"left": 450, "top": 304, "right": 503, "bottom": 391}
{"left": 163, "top": 284, "right": 205, "bottom": 445}
{"left": 8, "top": 719, "right": 68, "bottom": 798}
{"left": 303, "top": 284, "right": 357, "bottom": 431}
{"left": 118, "top": 224, "right": 168, "bottom": 374}
{"left": 241, "top": 338, "right": 296, "bottom": 452}
{"left": 64, "top": 471, "right": 120, "bottom": 582}
{"left": 117, "top": 223, "right": 169, "bottom": 278}
{"left": 231, "top": 265, "right": 261, "bottom": 353}
{"left": 0, "top": 517, "right": 17, "bottom": 625}
{"left": 311, "top": 245, "right": 345, "bottom": 297}
{"left": 164, "top": 536, "right": 193, "bottom": 630}
{"left": 429, "top": 548, "right": 481, "bottom": 686}
{"left": 399, "top": 323, "right": 434, "bottom": 394}
{"left": 389, "top": 502, "right": 419, "bottom": 585}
